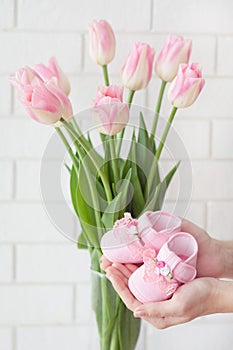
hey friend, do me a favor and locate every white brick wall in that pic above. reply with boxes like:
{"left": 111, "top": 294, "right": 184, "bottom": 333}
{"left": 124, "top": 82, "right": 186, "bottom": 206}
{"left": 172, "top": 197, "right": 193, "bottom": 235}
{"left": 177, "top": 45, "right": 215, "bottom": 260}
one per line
{"left": 0, "top": 285, "right": 73, "bottom": 323}
{"left": 1, "top": 0, "right": 233, "bottom": 349}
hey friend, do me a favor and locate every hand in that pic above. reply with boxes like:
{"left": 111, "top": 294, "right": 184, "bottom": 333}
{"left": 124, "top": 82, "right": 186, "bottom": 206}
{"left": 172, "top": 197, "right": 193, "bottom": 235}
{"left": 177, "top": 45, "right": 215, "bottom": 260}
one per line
{"left": 101, "top": 256, "right": 142, "bottom": 311}
{"left": 133, "top": 277, "right": 218, "bottom": 329}
{"left": 181, "top": 219, "right": 224, "bottom": 277}
{"left": 102, "top": 257, "right": 219, "bottom": 329}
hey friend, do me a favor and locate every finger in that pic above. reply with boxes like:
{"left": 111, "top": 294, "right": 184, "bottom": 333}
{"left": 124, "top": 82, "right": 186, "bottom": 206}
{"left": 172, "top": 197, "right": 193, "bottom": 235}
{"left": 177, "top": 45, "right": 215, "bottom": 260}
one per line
{"left": 100, "top": 256, "right": 112, "bottom": 270}
{"left": 106, "top": 269, "right": 142, "bottom": 311}
{"left": 181, "top": 218, "right": 203, "bottom": 236}
{"left": 112, "top": 262, "right": 133, "bottom": 278}
{"left": 106, "top": 266, "right": 128, "bottom": 285}
{"left": 125, "top": 263, "right": 139, "bottom": 273}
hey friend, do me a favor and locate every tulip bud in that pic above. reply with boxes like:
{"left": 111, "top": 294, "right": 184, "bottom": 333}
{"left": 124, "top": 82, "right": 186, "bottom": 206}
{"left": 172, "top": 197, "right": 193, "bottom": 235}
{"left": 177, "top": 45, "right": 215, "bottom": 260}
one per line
{"left": 10, "top": 70, "right": 73, "bottom": 125}
{"left": 121, "top": 42, "right": 155, "bottom": 91}
{"left": 167, "top": 63, "right": 205, "bottom": 108}
{"left": 89, "top": 20, "right": 116, "bottom": 66}
{"left": 92, "top": 85, "right": 129, "bottom": 135}
{"left": 155, "top": 35, "right": 192, "bottom": 82}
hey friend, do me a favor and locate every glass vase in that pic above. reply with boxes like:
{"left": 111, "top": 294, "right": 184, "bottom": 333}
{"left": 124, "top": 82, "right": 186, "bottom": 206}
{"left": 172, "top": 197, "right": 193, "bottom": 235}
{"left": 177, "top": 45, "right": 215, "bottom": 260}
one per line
{"left": 91, "top": 249, "right": 141, "bottom": 350}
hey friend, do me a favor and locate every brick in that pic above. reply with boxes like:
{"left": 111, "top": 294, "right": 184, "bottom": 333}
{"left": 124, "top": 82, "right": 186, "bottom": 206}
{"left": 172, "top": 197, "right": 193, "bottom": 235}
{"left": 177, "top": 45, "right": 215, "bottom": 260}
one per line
{"left": 212, "top": 120, "right": 233, "bottom": 159}
{"left": 153, "top": 0, "right": 233, "bottom": 34}
{"left": 0, "top": 120, "right": 53, "bottom": 158}
{"left": 146, "top": 320, "right": 233, "bottom": 350}
{"left": 0, "top": 246, "right": 13, "bottom": 281}
{"left": 0, "top": 202, "right": 77, "bottom": 242}
{"left": 16, "top": 245, "right": 91, "bottom": 283}
{"left": 18, "top": 0, "right": 151, "bottom": 31}
{"left": 163, "top": 120, "right": 210, "bottom": 159}
{"left": 159, "top": 160, "right": 193, "bottom": 202}
{"left": 16, "top": 161, "right": 41, "bottom": 200}
{"left": 188, "top": 35, "right": 216, "bottom": 76}
{"left": 0, "top": 0, "right": 14, "bottom": 29}
{"left": 0, "top": 286, "right": 72, "bottom": 323}
{"left": 0, "top": 161, "right": 13, "bottom": 200}
{"left": 161, "top": 160, "right": 233, "bottom": 201}
{"left": 0, "top": 77, "right": 12, "bottom": 114}
{"left": 17, "top": 326, "right": 90, "bottom": 350}
{"left": 69, "top": 75, "right": 101, "bottom": 118}
{"left": 0, "top": 33, "right": 82, "bottom": 74}
{"left": 16, "top": 160, "right": 72, "bottom": 201}
{"left": 191, "top": 161, "right": 233, "bottom": 200}
{"left": 217, "top": 36, "right": 233, "bottom": 76}
{"left": 146, "top": 76, "right": 171, "bottom": 119}
{"left": 0, "top": 328, "right": 12, "bottom": 350}
{"left": 163, "top": 201, "right": 206, "bottom": 229}
{"left": 176, "top": 78, "right": 233, "bottom": 119}
{"left": 76, "top": 284, "right": 92, "bottom": 323}
{"left": 207, "top": 201, "right": 233, "bottom": 240}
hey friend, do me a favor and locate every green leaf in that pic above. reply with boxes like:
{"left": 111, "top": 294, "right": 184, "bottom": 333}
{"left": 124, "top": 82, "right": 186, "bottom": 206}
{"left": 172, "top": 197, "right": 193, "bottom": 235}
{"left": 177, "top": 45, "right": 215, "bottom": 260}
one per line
{"left": 136, "top": 112, "right": 158, "bottom": 197}
{"left": 165, "top": 160, "right": 181, "bottom": 187}
{"left": 144, "top": 161, "right": 180, "bottom": 212}
{"left": 64, "top": 163, "right": 71, "bottom": 173}
{"left": 126, "top": 131, "right": 145, "bottom": 217}
{"left": 101, "top": 192, "right": 122, "bottom": 229}
{"left": 70, "top": 163, "right": 101, "bottom": 248}
{"left": 87, "top": 131, "right": 94, "bottom": 149}
{"left": 70, "top": 165, "right": 80, "bottom": 216}
{"left": 138, "top": 112, "right": 149, "bottom": 148}
{"left": 118, "top": 301, "right": 141, "bottom": 350}
{"left": 102, "top": 169, "right": 132, "bottom": 229}
{"left": 144, "top": 158, "right": 161, "bottom": 201}
{"left": 77, "top": 230, "right": 88, "bottom": 249}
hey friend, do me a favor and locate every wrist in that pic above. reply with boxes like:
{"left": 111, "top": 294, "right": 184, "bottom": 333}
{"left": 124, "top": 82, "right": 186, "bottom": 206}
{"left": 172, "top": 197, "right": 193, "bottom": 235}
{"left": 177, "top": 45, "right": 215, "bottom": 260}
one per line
{"left": 214, "top": 279, "right": 233, "bottom": 313}
{"left": 216, "top": 240, "right": 233, "bottom": 278}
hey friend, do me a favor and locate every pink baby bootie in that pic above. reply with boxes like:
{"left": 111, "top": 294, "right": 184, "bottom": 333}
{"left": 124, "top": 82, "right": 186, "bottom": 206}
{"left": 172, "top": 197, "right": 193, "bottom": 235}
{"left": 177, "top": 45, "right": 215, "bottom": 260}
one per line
{"left": 100, "top": 211, "right": 181, "bottom": 263}
{"left": 128, "top": 232, "right": 198, "bottom": 303}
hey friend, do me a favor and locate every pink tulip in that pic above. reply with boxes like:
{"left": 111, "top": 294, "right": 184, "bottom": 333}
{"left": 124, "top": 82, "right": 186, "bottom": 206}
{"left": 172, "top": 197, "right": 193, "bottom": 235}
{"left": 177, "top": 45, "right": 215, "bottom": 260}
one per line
{"left": 89, "top": 20, "right": 116, "bottom": 66}
{"left": 121, "top": 43, "right": 155, "bottom": 91}
{"left": 10, "top": 57, "right": 70, "bottom": 96}
{"left": 155, "top": 35, "right": 192, "bottom": 82}
{"left": 167, "top": 63, "right": 205, "bottom": 108}
{"left": 92, "top": 85, "right": 129, "bottom": 135}
{"left": 32, "top": 57, "right": 71, "bottom": 95}
{"left": 10, "top": 70, "right": 73, "bottom": 125}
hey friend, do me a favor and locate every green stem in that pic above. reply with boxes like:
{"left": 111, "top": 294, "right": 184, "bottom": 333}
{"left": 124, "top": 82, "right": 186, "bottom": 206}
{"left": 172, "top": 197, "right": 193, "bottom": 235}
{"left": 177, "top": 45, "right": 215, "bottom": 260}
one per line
{"left": 109, "top": 135, "right": 119, "bottom": 184}
{"left": 55, "top": 127, "right": 79, "bottom": 175}
{"left": 57, "top": 127, "right": 102, "bottom": 245}
{"left": 146, "top": 107, "right": 178, "bottom": 196}
{"left": 61, "top": 118, "right": 113, "bottom": 202}
{"left": 102, "top": 65, "right": 110, "bottom": 86}
{"left": 80, "top": 157, "right": 103, "bottom": 240}
{"left": 150, "top": 80, "right": 167, "bottom": 140}
{"left": 128, "top": 89, "right": 135, "bottom": 107}
{"left": 116, "top": 89, "right": 135, "bottom": 157}
{"left": 156, "top": 106, "right": 178, "bottom": 161}
{"left": 70, "top": 116, "right": 82, "bottom": 135}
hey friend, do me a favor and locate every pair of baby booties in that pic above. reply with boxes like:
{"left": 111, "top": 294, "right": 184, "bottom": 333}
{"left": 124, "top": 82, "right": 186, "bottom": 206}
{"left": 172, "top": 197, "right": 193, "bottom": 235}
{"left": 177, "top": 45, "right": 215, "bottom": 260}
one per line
{"left": 101, "top": 211, "right": 198, "bottom": 303}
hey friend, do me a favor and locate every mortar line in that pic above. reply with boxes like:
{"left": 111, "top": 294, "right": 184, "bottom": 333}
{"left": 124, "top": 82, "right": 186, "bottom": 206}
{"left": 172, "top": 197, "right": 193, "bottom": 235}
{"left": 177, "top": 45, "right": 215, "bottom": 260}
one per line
{"left": 13, "top": 0, "right": 18, "bottom": 28}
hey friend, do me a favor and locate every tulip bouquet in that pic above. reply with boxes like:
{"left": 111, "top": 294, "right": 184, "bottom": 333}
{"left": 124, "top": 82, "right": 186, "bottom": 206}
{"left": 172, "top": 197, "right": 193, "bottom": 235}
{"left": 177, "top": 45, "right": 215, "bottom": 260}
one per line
{"left": 10, "top": 19, "right": 205, "bottom": 350}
